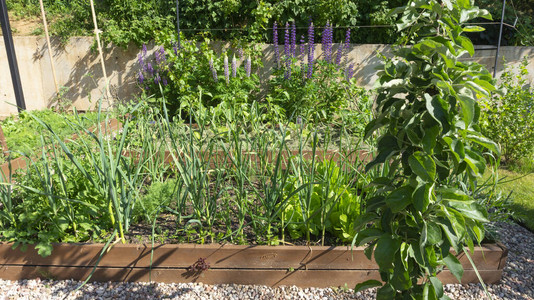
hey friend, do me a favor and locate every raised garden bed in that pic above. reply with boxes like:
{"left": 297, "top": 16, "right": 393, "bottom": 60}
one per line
{"left": 0, "top": 242, "right": 507, "bottom": 288}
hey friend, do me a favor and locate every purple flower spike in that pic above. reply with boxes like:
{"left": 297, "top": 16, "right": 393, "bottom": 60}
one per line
{"left": 232, "top": 55, "right": 237, "bottom": 78}
{"left": 154, "top": 73, "right": 161, "bottom": 85}
{"left": 335, "top": 44, "right": 343, "bottom": 67}
{"left": 344, "top": 28, "right": 351, "bottom": 52}
{"left": 138, "top": 71, "right": 144, "bottom": 85}
{"left": 284, "top": 23, "right": 292, "bottom": 80}
{"left": 284, "top": 22, "right": 290, "bottom": 59}
{"left": 238, "top": 48, "right": 244, "bottom": 59}
{"left": 173, "top": 42, "right": 179, "bottom": 55}
{"left": 322, "top": 22, "right": 333, "bottom": 63}
{"left": 224, "top": 54, "right": 229, "bottom": 84}
{"left": 155, "top": 47, "right": 164, "bottom": 66}
{"left": 291, "top": 23, "right": 296, "bottom": 58}
{"left": 273, "top": 21, "right": 280, "bottom": 68}
{"left": 162, "top": 77, "right": 168, "bottom": 86}
{"left": 245, "top": 56, "right": 251, "bottom": 78}
{"left": 284, "top": 59, "right": 292, "bottom": 80}
{"left": 209, "top": 58, "right": 218, "bottom": 82}
{"left": 346, "top": 63, "right": 354, "bottom": 82}
{"left": 142, "top": 44, "right": 147, "bottom": 56}
{"left": 307, "top": 22, "right": 315, "bottom": 79}
{"left": 147, "top": 63, "right": 154, "bottom": 75}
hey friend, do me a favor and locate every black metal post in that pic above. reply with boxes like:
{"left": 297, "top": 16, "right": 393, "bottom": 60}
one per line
{"left": 0, "top": 0, "right": 26, "bottom": 111}
{"left": 176, "top": 0, "right": 181, "bottom": 48}
{"left": 493, "top": 0, "right": 506, "bottom": 78}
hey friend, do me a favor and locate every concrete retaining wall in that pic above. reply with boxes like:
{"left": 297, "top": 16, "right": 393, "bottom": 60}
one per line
{"left": 1, "top": 36, "right": 533, "bottom": 118}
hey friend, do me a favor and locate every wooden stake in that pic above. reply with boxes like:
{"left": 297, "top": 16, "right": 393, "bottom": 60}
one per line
{"left": 89, "top": 0, "right": 111, "bottom": 101}
{"left": 38, "top": 0, "right": 59, "bottom": 96}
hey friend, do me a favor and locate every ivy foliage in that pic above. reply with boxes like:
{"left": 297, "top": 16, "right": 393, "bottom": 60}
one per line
{"left": 353, "top": 0, "right": 501, "bottom": 298}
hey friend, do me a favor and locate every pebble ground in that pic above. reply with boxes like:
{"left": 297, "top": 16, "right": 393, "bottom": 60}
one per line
{"left": 0, "top": 222, "right": 532, "bottom": 299}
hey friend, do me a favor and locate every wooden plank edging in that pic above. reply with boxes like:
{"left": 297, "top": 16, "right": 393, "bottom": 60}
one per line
{"left": 0, "top": 242, "right": 507, "bottom": 287}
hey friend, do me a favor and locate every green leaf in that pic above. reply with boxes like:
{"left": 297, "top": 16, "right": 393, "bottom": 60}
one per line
{"left": 463, "top": 25, "right": 485, "bottom": 32}
{"left": 408, "top": 152, "right": 436, "bottom": 182}
{"left": 423, "top": 282, "right": 438, "bottom": 300}
{"left": 427, "top": 222, "right": 442, "bottom": 245}
{"left": 377, "top": 284, "right": 396, "bottom": 300}
{"left": 458, "top": 95, "right": 475, "bottom": 127}
{"left": 391, "top": 255, "right": 412, "bottom": 290}
{"left": 414, "top": 183, "right": 431, "bottom": 212}
{"left": 35, "top": 242, "right": 53, "bottom": 257}
{"left": 425, "top": 94, "right": 449, "bottom": 131}
{"left": 429, "top": 276, "right": 444, "bottom": 298}
{"left": 457, "top": 0, "right": 470, "bottom": 9}
{"left": 386, "top": 186, "right": 414, "bottom": 213}
{"left": 422, "top": 126, "right": 440, "bottom": 154}
{"left": 457, "top": 36, "right": 475, "bottom": 56}
{"left": 448, "top": 202, "right": 489, "bottom": 222}
{"left": 443, "top": 253, "right": 464, "bottom": 282}
{"left": 374, "top": 234, "right": 401, "bottom": 270}
{"left": 354, "top": 280, "right": 383, "bottom": 293}
{"left": 467, "top": 134, "right": 501, "bottom": 156}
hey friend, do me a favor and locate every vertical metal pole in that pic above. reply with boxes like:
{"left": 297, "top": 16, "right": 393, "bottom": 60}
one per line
{"left": 176, "top": 0, "right": 181, "bottom": 47}
{"left": 0, "top": 0, "right": 26, "bottom": 111}
{"left": 493, "top": 0, "right": 506, "bottom": 78}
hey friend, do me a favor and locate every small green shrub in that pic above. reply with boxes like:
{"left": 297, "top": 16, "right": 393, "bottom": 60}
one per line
{"left": 133, "top": 179, "right": 180, "bottom": 223}
{"left": 480, "top": 57, "right": 534, "bottom": 165}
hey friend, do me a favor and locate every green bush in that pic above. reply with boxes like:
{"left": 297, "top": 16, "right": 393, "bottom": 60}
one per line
{"left": 136, "top": 34, "right": 268, "bottom": 122}
{"left": 480, "top": 57, "right": 534, "bottom": 164}
{"left": 354, "top": 0, "right": 499, "bottom": 297}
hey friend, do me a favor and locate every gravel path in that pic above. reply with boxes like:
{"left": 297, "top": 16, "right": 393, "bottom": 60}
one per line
{"left": 0, "top": 222, "right": 532, "bottom": 300}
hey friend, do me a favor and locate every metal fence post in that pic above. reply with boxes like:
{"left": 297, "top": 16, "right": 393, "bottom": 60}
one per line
{"left": 0, "top": 0, "right": 26, "bottom": 112}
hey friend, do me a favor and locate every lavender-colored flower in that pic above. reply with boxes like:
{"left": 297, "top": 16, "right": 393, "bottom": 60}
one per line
{"left": 336, "top": 28, "right": 351, "bottom": 68}
{"left": 284, "top": 58, "right": 292, "bottom": 80}
{"left": 299, "top": 35, "right": 306, "bottom": 56}
{"left": 237, "top": 48, "right": 244, "bottom": 59}
{"left": 273, "top": 21, "right": 280, "bottom": 68}
{"left": 322, "top": 22, "right": 333, "bottom": 63}
{"left": 154, "top": 73, "right": 161, "bottom": 85}
{"left": 346, "top": 63, "right": 354, "bottom": 82}
{"left": 138, "top": 71, "right": 144, "bottom": 85}
{"left": 291, "top": 23, "right": 296, "bottom": 58}
{"left": 284, "top": 22, "right": 290, "bottom": 59}
{"left": 245, "top": 56, "right": 251, "bottom": 78}
{"left": 224, "top": 54, "right": 229, "bottom": 84}
{"left": 209, "top": 58, "right": 218, "bottom": 82}
{"left": 162, "top": 77, "right": 168, "bottom": 86}
{"left": 147, "top": 62, "right": 154, "bottom": 75}
{"left": 173, "top": 42, "right": 179, "bottom": 55}
{"left": 344, "top": 28, "right": 351, "bottom": 52}
{"left": 155, "top": 46, "right": 164, "bottom": 66}
{"left": 142, "top": 44, "right": 147, "bottom": 56}
{"left": 307, "top": 22, "right": 315, "bottom": 79}
{"left": 232, "top": 55, "right": 237, "bottom": 78}
{"left": 138, "top": 53, "right": 146, "bottom": 73}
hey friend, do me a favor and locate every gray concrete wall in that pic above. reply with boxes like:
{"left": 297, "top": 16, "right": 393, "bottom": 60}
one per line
{"left": 1, "top": 36, "right": 534, "bottom": 118}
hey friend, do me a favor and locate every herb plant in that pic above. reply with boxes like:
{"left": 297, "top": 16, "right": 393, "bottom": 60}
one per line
{"left": 353, "top": 0, "right": 500, "bottom": 298}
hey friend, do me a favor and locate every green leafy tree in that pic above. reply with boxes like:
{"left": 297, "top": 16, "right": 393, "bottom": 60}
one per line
{"left": 353, "top": 0, "right": 500, "bottom": 298}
